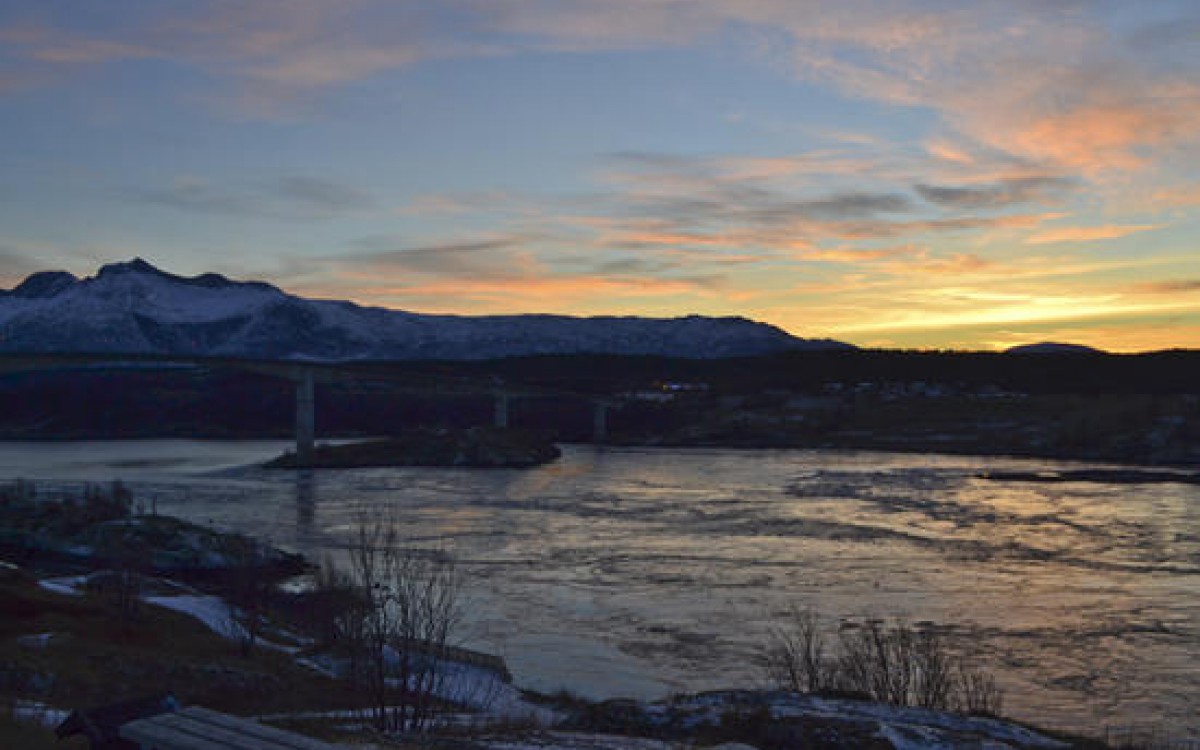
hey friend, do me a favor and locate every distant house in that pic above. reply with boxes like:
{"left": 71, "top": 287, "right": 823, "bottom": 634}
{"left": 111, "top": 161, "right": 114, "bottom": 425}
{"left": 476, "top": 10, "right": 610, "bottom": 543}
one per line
{"left": 659, "top": 381, "right": 708, "bottom": 393}
{"left": 56, "top": 693, "right": 179, "bottom": 749}
{"left": 119, "top": 706, "right": 339, "bottom": 749}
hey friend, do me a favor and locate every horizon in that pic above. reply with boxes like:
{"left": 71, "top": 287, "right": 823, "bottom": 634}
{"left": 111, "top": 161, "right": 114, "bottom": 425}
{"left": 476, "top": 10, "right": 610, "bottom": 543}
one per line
{"left": 1, "top": 2, "right": 1198, "bottom": 353}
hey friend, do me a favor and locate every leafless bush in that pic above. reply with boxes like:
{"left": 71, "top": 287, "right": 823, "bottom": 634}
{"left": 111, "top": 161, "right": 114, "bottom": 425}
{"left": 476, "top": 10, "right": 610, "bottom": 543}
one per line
{"left": 764, "top": 606, "right": 827, "bottom": 693}
{"left": 764, "top": 609, "right": 1005, "bottom": 716}
{"left": 956, "top": 662, "right": 1003, "bottom": 716}
{"left": 913, "top": 625, "right": 956, "bottom": 709}
{"left": 834, "top": 618, "right": 916, "bottom": 705}
{"left": 345, "top": 520, "right": 464, "bottom": 734}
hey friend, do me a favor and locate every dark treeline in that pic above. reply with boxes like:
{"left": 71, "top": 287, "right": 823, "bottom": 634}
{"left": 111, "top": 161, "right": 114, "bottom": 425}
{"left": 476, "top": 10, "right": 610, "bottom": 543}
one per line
{"left": 472, "top": 348, "right": 1200, "bottom": 396}
{"left": 1, "top": 349, "right": 1197, "bottom": 444}
{"left": 0, "top": 367, "right": 598, "bottom": 440}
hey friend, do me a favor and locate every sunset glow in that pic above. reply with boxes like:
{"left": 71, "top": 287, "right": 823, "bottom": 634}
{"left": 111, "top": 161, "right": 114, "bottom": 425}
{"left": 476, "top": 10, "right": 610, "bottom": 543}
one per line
{"left": 1, "top": 1, "right": 1197, "bottom": 351}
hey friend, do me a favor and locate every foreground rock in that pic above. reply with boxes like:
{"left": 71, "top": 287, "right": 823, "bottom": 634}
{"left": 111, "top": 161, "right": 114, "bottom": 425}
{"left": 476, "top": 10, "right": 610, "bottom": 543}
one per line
{"left": 266, "top": 427, "right": 561, "bottom": 469}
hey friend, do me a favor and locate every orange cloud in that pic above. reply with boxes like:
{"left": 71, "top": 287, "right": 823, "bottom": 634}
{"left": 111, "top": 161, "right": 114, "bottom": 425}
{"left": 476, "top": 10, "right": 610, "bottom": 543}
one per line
{"left": 601, "top": 230, "right": 733, "bottom": 249}
{"left": 1131, "top": 280, "right": 1200, "bottom": 295}
{"left": 313, "top": 274, "right": 724, "bottom": 315}
{"left": 1026, "top": 224, "right": 1161, "bottom": 245}
{"left": 1151, "top": 185, "right": 1200, "bottom": 208}
{"left": 802, "top": 246, "right": 916, "bottom": 263}
{"left": 915, "top": 253, "right": 993, "bottom": 275}
{"left": 925, "top": 139, "right": 975, "bottom": 166}
{"left": 1009, "top": 102, "right": 1191, "bottom": 173}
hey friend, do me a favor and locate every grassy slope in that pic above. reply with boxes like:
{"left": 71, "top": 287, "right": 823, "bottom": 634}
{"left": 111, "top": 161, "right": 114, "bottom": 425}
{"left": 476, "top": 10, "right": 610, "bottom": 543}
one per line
{"left": 0, "top": 712, "right": 72, "bottom": 750}
{"left": 0, "top": 565, "right": 357, "bottom": 717}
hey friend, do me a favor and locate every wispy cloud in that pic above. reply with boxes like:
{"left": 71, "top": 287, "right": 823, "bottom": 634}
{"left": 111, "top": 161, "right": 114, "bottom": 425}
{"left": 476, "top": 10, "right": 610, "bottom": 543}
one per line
{"left": 349, "top": 275, "right": 722, "bottom": 312}
{"left": 398, "top": 192, "right": 528, "bottom": 216}
{"left": 1151, "top": 185, "right": 1200, "bottom": 208}
{"left": 276, "top": 177, "right": 374, "bottom": 212}
{"left": 5, "top": 2, "right": 1197, "bottom": 172}
{"left": 496, "top": 2, "right": 1200, "bottom": 178}
{"left": 130, "top": 175, "right": 375, "bottom": 218}
{"left": 0, "top": 2, "right": 470, "bottom": 117}
{"left": 346, "top": 235, "right": 541, "bottom": 279}
{"left": 316, "top": 230, "right": 729, "bottom": 312}
{"left": 591, "top": 149, "right": 1062, "bottom": 254}
{"left": 1132, "top": 279, "right": 1200, "bottom": 295}
{"left": 0, "top": 24, "right": 154, "bottom": 64}
{"left": 915, "top": 176, "right": 1073, "bottom": 209}
{"left": 134, "top": 177, "right": 263, "bottom": 216}
{"left": 1026, "top": 224, "right": 1161, "bottom": 245}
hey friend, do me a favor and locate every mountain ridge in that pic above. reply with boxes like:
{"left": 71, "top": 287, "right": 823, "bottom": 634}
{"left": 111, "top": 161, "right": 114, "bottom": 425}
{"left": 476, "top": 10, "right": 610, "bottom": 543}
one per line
{"left": 1005, "top": 341, "right": 1104, "bottom": 355}
{"left": 0, "top": 259, "right": 851, "bottom": 360}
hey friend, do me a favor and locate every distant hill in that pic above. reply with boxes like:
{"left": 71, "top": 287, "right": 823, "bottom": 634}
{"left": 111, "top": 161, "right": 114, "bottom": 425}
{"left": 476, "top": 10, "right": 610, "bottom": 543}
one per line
{"left": 0, "top": 258, "right": 852, "bottom": 361}
{"left": 1005, "top": 342, "right": 1104, "bottom": 355}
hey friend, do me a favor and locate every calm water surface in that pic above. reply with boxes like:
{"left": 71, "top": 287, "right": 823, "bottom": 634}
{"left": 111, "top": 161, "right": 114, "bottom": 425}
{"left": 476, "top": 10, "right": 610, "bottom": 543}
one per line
{"left": 2, "top": 440, "right": 1196, "bottom": 739}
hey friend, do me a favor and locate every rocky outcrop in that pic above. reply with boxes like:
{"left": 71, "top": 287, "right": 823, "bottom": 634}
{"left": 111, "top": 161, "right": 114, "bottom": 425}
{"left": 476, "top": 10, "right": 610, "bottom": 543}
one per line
{"left": 0, "top": 484, "right": 305, "bottom": 576}
{"left": 266, "top": 427, "right": 561, "bottom": 469}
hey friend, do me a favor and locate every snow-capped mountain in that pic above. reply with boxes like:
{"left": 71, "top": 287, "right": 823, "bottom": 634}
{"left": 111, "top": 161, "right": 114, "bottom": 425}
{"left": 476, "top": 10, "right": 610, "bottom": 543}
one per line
{"left": 0, "top": 259, "right": 850, "bottom": 360}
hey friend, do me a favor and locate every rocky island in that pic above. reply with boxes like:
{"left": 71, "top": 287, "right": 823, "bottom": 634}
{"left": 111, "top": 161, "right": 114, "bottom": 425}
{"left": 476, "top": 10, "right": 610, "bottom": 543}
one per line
{"left": 265, "top": 426, "right": 562, "bottom": 469}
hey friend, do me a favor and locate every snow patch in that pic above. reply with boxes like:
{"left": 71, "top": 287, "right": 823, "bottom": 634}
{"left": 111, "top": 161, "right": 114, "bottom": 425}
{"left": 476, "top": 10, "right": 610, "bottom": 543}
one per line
{"left": 144, "top": 594, "right": 240, "bottom": 638}
{"left": 38, "top": 575, "right": 87, "bottom": 596}
{"left": 9, "top": 700, "right": 70, "bottom": 728}
{"left": 16, "top": 632, "right": 56, "bottom": 648}
{"left": 143, "top": 593, "right": 303, "bottom": 653}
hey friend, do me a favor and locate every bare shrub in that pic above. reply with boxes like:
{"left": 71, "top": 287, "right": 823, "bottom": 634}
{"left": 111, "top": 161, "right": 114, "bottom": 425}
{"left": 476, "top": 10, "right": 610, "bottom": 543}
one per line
{"left": 764, "top": 609, "right": 1005, "bottom": 716}
{"left": 345, "top": 520, "right": 464, "bottom": 734}
{"left": 834, "top": 618, "right": 916, "bottom": 705}
{"left": 957, "top": 662, "right": 1004, "bottom": 716}
{"left": 913, "top": 625, "right": 956, "bottom": 710}
{"left": 764, "top": 606, "right": 827, "bottom": 693}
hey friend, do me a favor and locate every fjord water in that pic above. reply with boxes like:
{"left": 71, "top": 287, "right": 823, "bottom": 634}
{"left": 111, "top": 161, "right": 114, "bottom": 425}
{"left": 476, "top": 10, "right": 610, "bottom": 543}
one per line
{"left": 3, "top": 441, "right": 1196, "bottom": 739}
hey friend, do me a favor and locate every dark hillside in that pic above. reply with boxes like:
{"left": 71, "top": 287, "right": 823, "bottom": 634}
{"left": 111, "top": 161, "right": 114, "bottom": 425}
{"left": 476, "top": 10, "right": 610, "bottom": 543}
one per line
{"left": 1, "top": 350, "right": 1197, "bottom": 464}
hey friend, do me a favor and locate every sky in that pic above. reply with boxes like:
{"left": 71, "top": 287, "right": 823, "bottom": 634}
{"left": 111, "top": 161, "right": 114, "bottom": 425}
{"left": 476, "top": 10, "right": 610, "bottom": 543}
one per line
{"left": 0, "top": 1, "right": 1197, "bottom": 352}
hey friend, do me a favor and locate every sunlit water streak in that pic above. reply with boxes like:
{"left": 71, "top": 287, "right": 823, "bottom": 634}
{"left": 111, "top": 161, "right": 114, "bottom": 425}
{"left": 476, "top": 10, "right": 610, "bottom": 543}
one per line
{"left": 1, "top": 440, "right": 1195, "bottom": 740}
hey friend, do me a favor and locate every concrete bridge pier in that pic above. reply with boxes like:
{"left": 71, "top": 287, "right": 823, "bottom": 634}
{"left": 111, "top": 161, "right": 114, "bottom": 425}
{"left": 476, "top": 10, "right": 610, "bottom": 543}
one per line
{"left": 295, "top": 369, "right": 315, "bottom": 464}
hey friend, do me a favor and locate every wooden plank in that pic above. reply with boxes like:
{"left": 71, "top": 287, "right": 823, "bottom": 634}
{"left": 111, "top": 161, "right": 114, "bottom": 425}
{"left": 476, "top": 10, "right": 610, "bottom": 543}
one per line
{"left": 120, "top": 719, "right": 232, "bottom": 750}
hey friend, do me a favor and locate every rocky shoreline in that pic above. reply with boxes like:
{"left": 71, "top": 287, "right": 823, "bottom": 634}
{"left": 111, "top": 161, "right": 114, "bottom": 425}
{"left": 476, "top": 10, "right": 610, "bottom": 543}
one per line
{"left": 0, "top": 481, "right": 306, "bottom": 579}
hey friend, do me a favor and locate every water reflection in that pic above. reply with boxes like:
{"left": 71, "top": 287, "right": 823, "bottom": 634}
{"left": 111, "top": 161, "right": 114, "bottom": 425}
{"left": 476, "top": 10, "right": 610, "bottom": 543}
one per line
{"left": 294, "top": 469, "right": 315, "bottom": 528}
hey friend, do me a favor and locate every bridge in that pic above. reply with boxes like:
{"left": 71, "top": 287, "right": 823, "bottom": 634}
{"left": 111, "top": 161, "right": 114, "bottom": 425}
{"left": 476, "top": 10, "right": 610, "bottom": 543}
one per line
{"left": 0, "top": 352, "right": 618, "bottom": 463}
